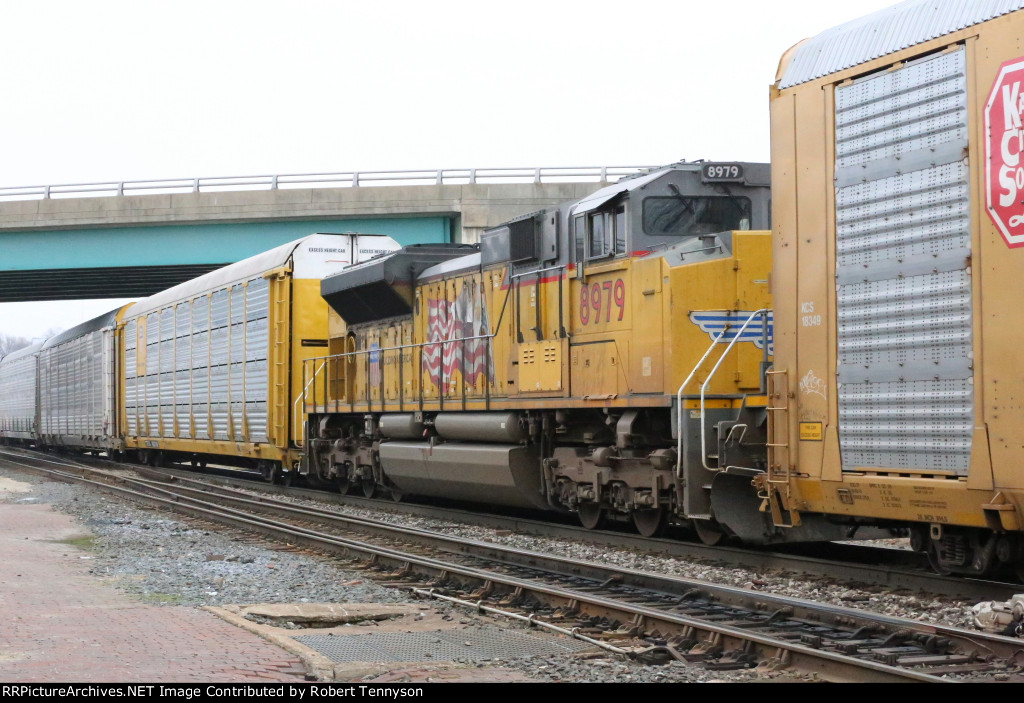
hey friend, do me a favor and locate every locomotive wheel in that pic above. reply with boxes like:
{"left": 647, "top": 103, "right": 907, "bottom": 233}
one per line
{"left": 304, "top": 472, "right": 330, "bottom": 490}
{"left": 388, "top": 487, "right": 405, "bottom": 503}
{"left": 577, "top": 503, "right": 605, "bottom": 530}
{"left": 694, "top": 518, "right": 726, "bottom": 546}
{"left": 632, "top": 507, "right": 667, "bottom": 538}
{"left": 336, "top": 478, "right": 352, "bottom": 495}
{"left": 361, "top": 479, "right": 377, "bottom": 499}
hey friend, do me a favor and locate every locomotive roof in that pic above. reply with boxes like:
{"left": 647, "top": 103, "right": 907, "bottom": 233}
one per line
{"left": 778, "top": 0, "right": 1024, "bottom": 89}
{"left": 419, "top": 252, "right": 482, "bottom": 280}
{"left": 569, "top": 169, "right": 668, "bottom": 216}
{"left": 321, "top": 243, "right": 477, "bottom": 325}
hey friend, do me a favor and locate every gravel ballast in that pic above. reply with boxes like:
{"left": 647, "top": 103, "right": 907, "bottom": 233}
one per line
{"left": 0, "top": 465, "right": 983, "bottom": 683}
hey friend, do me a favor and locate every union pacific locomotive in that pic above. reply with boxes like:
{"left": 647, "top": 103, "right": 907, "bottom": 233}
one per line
{"left": 297, "top": 161, "right": 826, "bottom": 544}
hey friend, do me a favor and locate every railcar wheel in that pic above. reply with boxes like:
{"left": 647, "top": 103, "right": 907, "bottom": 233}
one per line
{"left": 925, "top": 548, "right": 953, "bottom": 576}
{"left": 694, "top": 518, "right": 726, "bottom": 546}
{"left": 259, "top": 461, "right": 277, "bottom": 483}
{"left": 336, "top": 478, "right": 352, "bottom": 495}
{"left": 632, "top": 508, "right": 667, "bottom": 538}
{"left": 389, "top": 487, "right": 404, "bottom": 503}
{"left": 361, "top": 479, "right": 377, "bottom": 499}
{"left": 577, "top": 503, "right": 605, "bottom": 530}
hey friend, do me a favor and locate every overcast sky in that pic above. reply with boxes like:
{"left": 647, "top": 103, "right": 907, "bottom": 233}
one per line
{"left": 0, "top": 0, "right": 900, "bottom": 342}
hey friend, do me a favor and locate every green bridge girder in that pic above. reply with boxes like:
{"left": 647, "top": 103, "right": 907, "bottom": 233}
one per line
{"left": 0, "top": 216, "right": 452, "bottom": 302}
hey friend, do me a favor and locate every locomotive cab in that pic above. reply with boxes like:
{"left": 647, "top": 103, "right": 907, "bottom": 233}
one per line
{"left": 567, "top": 162, "right": 769, "bottom": 267}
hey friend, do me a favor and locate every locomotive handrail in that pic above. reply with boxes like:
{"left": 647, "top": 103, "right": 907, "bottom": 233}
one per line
{"left": 0, "top": 166, "right": 656, "bottom": 201}
{"left": 675, "top": 328, "right": 729, "bottom": 478}
{"left": 674, "top": 309, "right": 769, "bottom": 477}
{"left": 295, "top": 331, "right": 496, "bottom": 435}
{"left": 509, "top": 264, "right": 566, "bottom": 279}
{"left": 698, "top": 310, "right": 769, "bottom": 471}
{"left": 293, "top": 360, "right": 328, "bottom": 448}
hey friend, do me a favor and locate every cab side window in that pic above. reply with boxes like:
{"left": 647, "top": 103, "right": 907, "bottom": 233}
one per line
{"left": 589, "top": 213, "right": 607, "bottom": 258}
{"left": 576, "top": 206, "right": 628, "bottom": 263}
{"left": 612, "top": 206, "right": 626, "bottom": 255}
{"left": 574, "top": 215, "right": 585, "bottom": 262}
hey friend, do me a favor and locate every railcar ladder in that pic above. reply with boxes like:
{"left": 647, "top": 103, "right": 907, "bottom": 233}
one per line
{"left": 269, "top": 275, "right": 290, "bottom": 448}
{"left": 762, "top": 368, "right": 800, "bottom": 527}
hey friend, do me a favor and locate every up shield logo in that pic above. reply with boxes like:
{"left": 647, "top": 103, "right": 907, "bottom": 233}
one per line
{"left": 689, "top": 311, "right": 773, "bottom": 355}
{"left": 985, "top": 56, "right": 1024, "bottom": 247}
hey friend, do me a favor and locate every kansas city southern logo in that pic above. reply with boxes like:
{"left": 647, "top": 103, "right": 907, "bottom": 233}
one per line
{"left": 986, "top": 56, "right": 1024, "bottom": 247}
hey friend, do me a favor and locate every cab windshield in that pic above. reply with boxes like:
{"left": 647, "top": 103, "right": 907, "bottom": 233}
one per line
{"left": 642, "top": 195, "right": 751, "bottom": 236}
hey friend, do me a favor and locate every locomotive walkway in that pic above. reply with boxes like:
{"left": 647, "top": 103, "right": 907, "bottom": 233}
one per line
{"left": 0, "top": 482, "right": 307, "bottom": 683}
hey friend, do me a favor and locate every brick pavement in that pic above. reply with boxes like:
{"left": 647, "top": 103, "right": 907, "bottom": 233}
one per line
{"left": 0, "top": 498, "right": 308, "bottom": 683}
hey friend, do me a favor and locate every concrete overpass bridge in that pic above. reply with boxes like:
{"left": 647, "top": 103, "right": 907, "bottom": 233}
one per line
{"left": 0, "top": 166, "right": 649, "bottom": 302}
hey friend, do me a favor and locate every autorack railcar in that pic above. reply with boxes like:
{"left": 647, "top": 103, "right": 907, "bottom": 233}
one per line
{"left": 121, "top": 233, "right": 400, "bottom": 481}
{"left": 765, "top": 0, "right": 1024, "bottom": 576}
{"left": 38, "top": 308, "right": 132, "bottom": 455}
{"left": 0, "top": 342, "right": 44, "bottom": 446}
{"left": 0, "top": 233, "right": 401, "bottom": 480}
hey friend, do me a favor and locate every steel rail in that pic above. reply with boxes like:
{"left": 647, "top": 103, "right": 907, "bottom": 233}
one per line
{"left": 0, "top": 451, "right": 1008, "bottom": 682}
{"left": 1, "top": 448, "right": 1015, "bottom": 602}
{"left": 142, "top": 462, "right": 1021, "bottom": 603}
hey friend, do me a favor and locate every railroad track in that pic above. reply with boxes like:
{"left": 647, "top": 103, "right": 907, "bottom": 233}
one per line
{"left": 2, "top": 448, "right": 1022, "bottom": 682}
{"left": 74, "top": 455, "right": 1021, "bottom": 603}
{"left": 2, "top": 447, "right": 1019, "bottom": 601}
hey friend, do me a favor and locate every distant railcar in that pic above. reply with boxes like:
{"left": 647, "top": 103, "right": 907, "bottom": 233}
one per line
{"left": 38, "top": 308, "right": 130, "bottom": 454}
{"left": 0, "top": 342, "right": 43, "bottom": 445}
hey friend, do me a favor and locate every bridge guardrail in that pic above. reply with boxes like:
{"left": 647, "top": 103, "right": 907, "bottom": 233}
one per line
{"left": 0, "top": 166, "right": 657, "bottom": 201}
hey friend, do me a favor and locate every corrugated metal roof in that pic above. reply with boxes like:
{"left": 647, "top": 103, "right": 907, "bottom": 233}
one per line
{"left": 41, "top": 308, "right": 123, "bottom": 349}
{"left": 0, "top": 341, "right": 43, "bottom": 365}
{"left": 125, "top": 236, "right": 309, "bottom": 318}
{"left": 779, "top": 0, "right": 1024, "bottom": 88}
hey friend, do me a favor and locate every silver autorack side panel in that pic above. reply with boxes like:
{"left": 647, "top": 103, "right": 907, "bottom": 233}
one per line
{"left": 834, "top": 48, "right": 973, "bottom": 474}
{"left": 124, "top": 277, "right": 271, "bottom": 446}
{"left": 0, "top": 343, "right": 42, "bottom": 440}
{"left": 38, "top": 310, "right": 120, "bottom": 449}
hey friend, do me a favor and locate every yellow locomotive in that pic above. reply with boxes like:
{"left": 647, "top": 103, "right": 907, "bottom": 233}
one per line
{"left": 299, "top": 161, "right": 874, "bottom": 544}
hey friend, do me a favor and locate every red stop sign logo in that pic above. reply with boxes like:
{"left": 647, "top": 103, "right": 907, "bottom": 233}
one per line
{"left": 986, "top": 57, "right": 1024, "bottom": 247}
